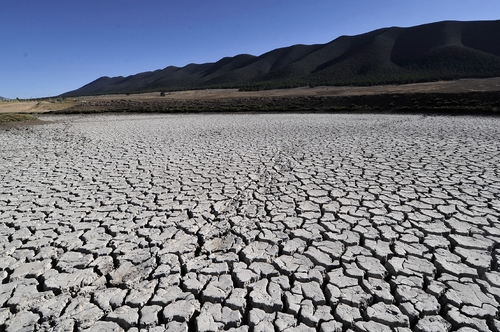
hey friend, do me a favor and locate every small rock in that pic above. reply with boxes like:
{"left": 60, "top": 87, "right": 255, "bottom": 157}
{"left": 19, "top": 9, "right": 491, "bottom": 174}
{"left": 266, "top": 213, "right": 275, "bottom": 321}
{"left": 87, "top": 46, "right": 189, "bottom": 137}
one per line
{"left": 56, "top": 251, "right": 94, "bottom": 272}
{"left": 275, "top": 312, "right": 297, "bottom": 331}
{"left": 334, "top": 303, "right": 362, "bottom": 327}
{"left": 414, "top": 315, "right": 452, "bottom": 332}
{"left": 125, "top": 279, "right": 158, "bottom": 308}
{"left": 61, "top": 297, "right": 104, "bottom": 329}
{"left": 365, "top": 302, "right": 409, "bottom": 327}
{"left": 446, "top": 306, "right": 491, "bottom": 331}
{"left": 202, "top": 274, "right": 234, "bottom": 303}
{"left": 319, "top": 320, "right": 343, "bottom": 332}
{"left": 354, "top": 321, "right": 392, "bottom": 332}
{"left": 225, "top": 288, "right": 248, "bottom": 313}
{"left": 140, "top": 305, "right": 162, "bottom": 328}
{"left": 82, "top": 321, "right": 125, "bottom": 332}
{"left": 10, "top": 260, "right": 52, "bottom": 281}
{"left": 232, "top": 262, "right": 260, "bottom": 288}
{"left": 249, "top": 279, "right": 283, "bottom": 313}
{"left": 162, "top": 299, "right": 200, "bottom": 323}
{"left": 93, "top": 288, "right": 128, "bottom": 313}
{"left": 4, "top": 311, "right": 39, "bottom": 332}
{"left": 164, "top": 321, "right": 189, "bottom": 331}
{"left": 49, "top": 318, "right": 75, "bottom": 332}
{"left": 248, "top": 308, "right": 275, "bottom": 329}
{"left": 105, "top": 305, "right": 139, "bottom": 330}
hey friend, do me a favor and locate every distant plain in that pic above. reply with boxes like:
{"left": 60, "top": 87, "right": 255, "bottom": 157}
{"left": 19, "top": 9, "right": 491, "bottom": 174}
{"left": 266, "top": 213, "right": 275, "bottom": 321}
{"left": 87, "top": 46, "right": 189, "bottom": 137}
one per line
{"left": 2, "top": 77, "right": 500, "bottom": 115}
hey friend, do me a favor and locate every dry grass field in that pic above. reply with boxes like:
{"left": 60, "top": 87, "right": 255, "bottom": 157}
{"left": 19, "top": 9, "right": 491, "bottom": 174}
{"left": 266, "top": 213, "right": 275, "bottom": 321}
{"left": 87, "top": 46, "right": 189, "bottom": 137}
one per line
{"left": 0, "top": 100, "right": 76, "bottom": 114}
{"left": 68, "top": 77, "right": 500, "bottom": 101}
{"left": 1, "top": 77, "right": 500, "bottom": 116}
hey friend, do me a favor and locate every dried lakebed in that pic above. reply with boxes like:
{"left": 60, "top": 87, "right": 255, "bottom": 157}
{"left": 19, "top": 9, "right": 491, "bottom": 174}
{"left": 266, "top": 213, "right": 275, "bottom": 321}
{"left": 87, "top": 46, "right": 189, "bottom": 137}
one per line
{"left": 1, "top": 113, "right": 499, "bottom": 332}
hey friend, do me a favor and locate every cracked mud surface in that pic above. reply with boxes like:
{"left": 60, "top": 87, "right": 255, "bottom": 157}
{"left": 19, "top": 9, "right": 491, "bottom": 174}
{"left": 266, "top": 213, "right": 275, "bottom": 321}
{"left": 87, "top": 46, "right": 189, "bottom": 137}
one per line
{"left": 1, "top": 113, "right": 499, "bottom": 332}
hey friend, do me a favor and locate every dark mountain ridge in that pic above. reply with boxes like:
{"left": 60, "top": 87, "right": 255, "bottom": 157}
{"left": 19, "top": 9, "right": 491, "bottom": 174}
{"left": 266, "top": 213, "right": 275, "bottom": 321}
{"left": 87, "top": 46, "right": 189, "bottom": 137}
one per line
{"left": 63, "top": 19, "right": 500, "bottom": 96}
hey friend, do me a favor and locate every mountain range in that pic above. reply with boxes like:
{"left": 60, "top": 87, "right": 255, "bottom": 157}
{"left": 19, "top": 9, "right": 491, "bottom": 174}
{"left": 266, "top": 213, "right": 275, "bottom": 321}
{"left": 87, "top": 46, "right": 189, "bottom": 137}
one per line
{"left": 63, "top": 19, "right": 500, "bottom": 96}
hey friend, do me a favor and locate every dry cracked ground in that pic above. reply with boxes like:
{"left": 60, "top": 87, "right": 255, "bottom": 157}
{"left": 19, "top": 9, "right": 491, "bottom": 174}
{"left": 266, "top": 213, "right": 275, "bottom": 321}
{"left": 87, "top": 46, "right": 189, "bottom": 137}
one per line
{"left": 1, "top": 113, "right": 499, "bottom": 332}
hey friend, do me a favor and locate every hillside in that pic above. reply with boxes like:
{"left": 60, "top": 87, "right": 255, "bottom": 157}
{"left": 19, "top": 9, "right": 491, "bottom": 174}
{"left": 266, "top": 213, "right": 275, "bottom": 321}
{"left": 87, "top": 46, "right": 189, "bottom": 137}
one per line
{"left": 62, "top": 19, "right": 500, "bottom": 96}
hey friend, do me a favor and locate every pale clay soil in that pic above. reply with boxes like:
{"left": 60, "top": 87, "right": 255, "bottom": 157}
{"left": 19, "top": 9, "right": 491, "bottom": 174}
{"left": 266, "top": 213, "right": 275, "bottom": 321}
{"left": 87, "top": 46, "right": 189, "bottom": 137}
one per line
{"left": 0, "top": 113, "right": 499, "bottom": 331}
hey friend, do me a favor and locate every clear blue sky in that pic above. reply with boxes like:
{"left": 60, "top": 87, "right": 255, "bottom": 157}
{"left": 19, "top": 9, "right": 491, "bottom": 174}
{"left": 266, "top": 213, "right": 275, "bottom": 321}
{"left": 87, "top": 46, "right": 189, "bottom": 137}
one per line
{"left": 2, "top": 0, "right": 499, "bottom": 99}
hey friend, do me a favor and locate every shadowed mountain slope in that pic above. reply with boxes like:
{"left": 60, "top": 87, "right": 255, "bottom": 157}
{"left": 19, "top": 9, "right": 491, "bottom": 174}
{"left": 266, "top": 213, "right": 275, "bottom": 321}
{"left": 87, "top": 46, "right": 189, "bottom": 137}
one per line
{"left": 63, "top": 19, "right": 500, "bottom": 96}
